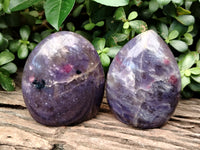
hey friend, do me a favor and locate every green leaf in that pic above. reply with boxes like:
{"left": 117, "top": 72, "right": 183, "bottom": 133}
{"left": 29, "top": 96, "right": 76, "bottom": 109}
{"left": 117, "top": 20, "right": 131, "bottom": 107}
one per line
{"left": 157, "top": 0, "right": 171, "bottom": 6}
{"left": 32, "top": 33, "right": 42, "bottom": 43}
{"left": 191, "top": 75, "right": 200, "bottom": 83}
{"left": 188, "top": 82, "right": 200, "bottom": 92}
{"left": 84, "top": 23, "right": 95, "bottom": 30}
{"left": 9, "top": 40, "right": 21, "bottom": 53}
{"left": 189, "top": 67, "right": 200, "bottom": 75}
{"left": 157, "top": 22, "right": 168, "bottom": 39}
{"left": 177, "top": 6, "right": 191, "bottom": 16}
{"left": 44, "top": 0, "right": 75, "bottom": 31}
{"left": 169, "top": 40, "right": 188, "bottom": 52}
{"left": 168, "top": 30, "right": 179, "bottom": 41}
{"left": 181, "top": 75, "right": 190, "bottom": 91}
{"left": 100, "top": 53, "right": 110, "bottom": 67}
{"left": 0, "top": 72, "right": 15, "bottom": 91}
{"left": 149, "top": 0, "right": 159, "bottom": 12}
{"left": 96, "top": 21, "right": 104, "bottom": 27}
{"left": 92, "top": 38, "right": 106, "bottom": 50}
{"left": 172, "top": 0, "right": 183, "bottom": 5}
{"left": 20, "top": 25, "right": 31, "bottom": 41}
{"left": 169, "top": 20, "right": 188, "bottom": 36}
{"left": 128, "top": 11, "right": 138, "bottom": 21}
{"left": 175, "top": 15, "right": 195, "bottom": 26}
{"left": 113, "top": 7, "right": 126, "bottom": 21}
{"left": 3, "top": 0, "right": 11, "bottom": 13}
{"left": 66, "top": 22, "right": 75, "bottom": 32}
{"left": 0, "top": 33, "right": 8, "bottom": 51}
{"left": 17, "top": 44, "right": 28, "bottom": 59}
{"left": 112, "top": 33, "right": 129, "bottom": 43}
{"left": 9, "top": 0, "right": 42, "bottom": 11}
{"left": 178, "top": 51, "right": 199, "bottom": 71}
{"left": 72, "top": 4, "right": 84, "bottom": 18}
{"left": 123, "top": 22, "right": 130, "bottom": 29}
{"left": 93, "top": 0, "right": 129, "bottom": 7}
{"left": 129, "top": 20, "right": 148, "bottom": 33}
{"left": 182, "top": 33, "right": 193, "bottom": 45}
{"left": 28, "top": 43, "right": 37, "bottom": 51}
{"left": 1, "top": 62, "right": 17, "bottom": 74}
{"left": 0, "top": 51, "right": 15, "bottom": 66}
{"left": 41, "top": 30, "right": 52, "bottom": 39}
{"left": 107, "top": 46, "right": 121, "bottom": 58}
{"left": 196, "top": 39, "right": 200, "bottom": 53}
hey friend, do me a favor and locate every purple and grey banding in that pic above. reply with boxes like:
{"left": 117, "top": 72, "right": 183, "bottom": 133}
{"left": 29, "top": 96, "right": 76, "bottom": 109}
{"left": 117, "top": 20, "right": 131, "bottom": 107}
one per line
{"left": 106, "top": 30, "right": 181, "bottom": 129}
{"left": 22, "top": 31, "right": 105, "bottom": 126}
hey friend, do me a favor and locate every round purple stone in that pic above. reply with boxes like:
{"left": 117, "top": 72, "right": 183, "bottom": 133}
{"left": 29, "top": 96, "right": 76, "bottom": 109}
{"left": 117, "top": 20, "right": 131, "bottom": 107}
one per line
{"left": 106, "top": 30, "right": 181, "bottom": 129}
{"left": 22, "top": 31, "right": 105, "bottom": 126}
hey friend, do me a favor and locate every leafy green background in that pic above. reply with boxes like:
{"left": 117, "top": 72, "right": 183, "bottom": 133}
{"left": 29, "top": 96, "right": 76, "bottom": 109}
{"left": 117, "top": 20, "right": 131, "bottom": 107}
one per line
{"left": 0, "top": 0, "right": 200, "bottom": 98}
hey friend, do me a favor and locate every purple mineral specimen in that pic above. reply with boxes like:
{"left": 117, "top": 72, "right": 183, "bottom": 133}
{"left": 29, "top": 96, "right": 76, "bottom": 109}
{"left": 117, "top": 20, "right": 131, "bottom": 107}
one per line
{"left": 106, "top": 30, "right": 181, "bottom": 129}
{"left": 22, "top": 31, "right": 105, "bottom": 126}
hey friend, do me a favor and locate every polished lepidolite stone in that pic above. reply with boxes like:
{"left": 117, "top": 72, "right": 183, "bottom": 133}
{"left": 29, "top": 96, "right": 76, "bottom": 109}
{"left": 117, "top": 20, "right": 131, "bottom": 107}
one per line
{"left": 22, "top": 31, "right": 105, "bottom": 126}
{"left": 106, "top": 30, "right": 181, "bottom": 129}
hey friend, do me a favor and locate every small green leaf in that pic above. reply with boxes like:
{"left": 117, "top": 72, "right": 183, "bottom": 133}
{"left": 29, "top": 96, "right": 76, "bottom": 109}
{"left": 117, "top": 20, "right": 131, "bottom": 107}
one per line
{"left": 0, "top": 72, "right": 15, "bottom": 91}
{"left": 107, "top": 46, "right": 121, "bottom": 58}
{"left": 168, "top": 30, "right": 179, "bottom": 41}
{"left": 66, "top": 22, "right": 75, "bottom": 32}
{"left": 157, "top": 22, "right": 168, "bottom": 39}
{"left": 32, "top": 33, "right": 42, "bottom": 43}
{"left": 181, "top": 75, "right": 190, "bottom": 91}
{"left": 41, "top": 30, "right": 52, "bottom": 39}
{"left": 182, "top": 33, "right": 193, "bottom": 45}
{"left": 157, "top": 0, "right": 171, "bottom": 5}
{"left": 189, "top": 67, "right": 200, "bottom": 75}
{"left": 1, "top": 62, "right": 17, "bottom": 74}
{"left": 100, "top": 53, "right": 110, "bottom": 67}
{"left": 44, "top": 0, "right": 75, "bottom": 31}
{"left": 184, "top": 70, "right": 191, "bottom": 77}
{"left": 93, "top": 0, "right": 129, "bottom": 7}
{"left": 149, "top": 0, "right": 159, "bottom": 12}
{"left": 84, "top": 23, "right": 95, "bottom": 31}
{"left": 177, "top": 6, "right": 191, "bottom": 16}
{"left": 169, "top": 20, "right": 188, "bottom": 36}
{"left": 129, "top": 20, "right": 148, "bottom": 33}
{"left": 102, "top": 48, "right": 109, "bottom": 54}
{"left": 188, "top": 82, "right": 200, "bottom": 92}
{"left": 113, "top": 7, "right": 126, "bottom": 21}
{"left": 196, "top": 39, "right": 200, "bottom": 53}
{"left": 9, "top": 40, "right": 21, "bottom": 53}
{"left": 9, "top": 0, "right": 42, "bottom": 11}
{"left": 191, "top": 75, "right": 200, "bottom": 83}
{"left": 72, "top": 4, "right": 84, "bottom": 18}
{"left": 28, "top": 42, "right": 37, "bottom": 51}
{"left": 20, "top": 25, "right": 31, "bottom": 41}
{"left": 169, "top": 40, "right": 188, "bottom": 52}
{"left": 17, "top": 44, "right": 28, "bottom": 59}
{"left": 92, "top": 38, "right": 106, "bottom": 50}
{"left": 0, "top": 33, "right": 8, "bottom": 51}
{"left": 112, "top": 33, "right": 129, "bottom": 43}
{"left": 172, "top": 0, "right": 183, "bottom": 5}
{"left": 0, "top": 51, "right": 15, "bottom": 66}
{"left": 128, "top": 11, "right": 138, "bottom": 21}
{"left": 123, "top": 22, "right": 130, "bottom": 29}
{"left": 178, "top": 51, "right": 199, "bottom": 70}
{"left": 96, "top": 21, "right": 104, "bottom": 27}
{"left": 3, "top": 0, "right": 11, "bottom": 13}
{"left": 187, "top": 25, "right": 193, "bottom": 33}
{"left": 176, "top": 15, "right": 195, "bottom": 26}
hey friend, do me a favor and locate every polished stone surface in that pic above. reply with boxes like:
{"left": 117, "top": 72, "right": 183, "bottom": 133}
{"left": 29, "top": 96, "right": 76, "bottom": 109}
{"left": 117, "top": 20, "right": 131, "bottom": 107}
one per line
{"left": 22, "top": 31, "right": 105, "bottom": 126}
{"left": 106, "top": 30, "right": 181, "bottom": 129}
